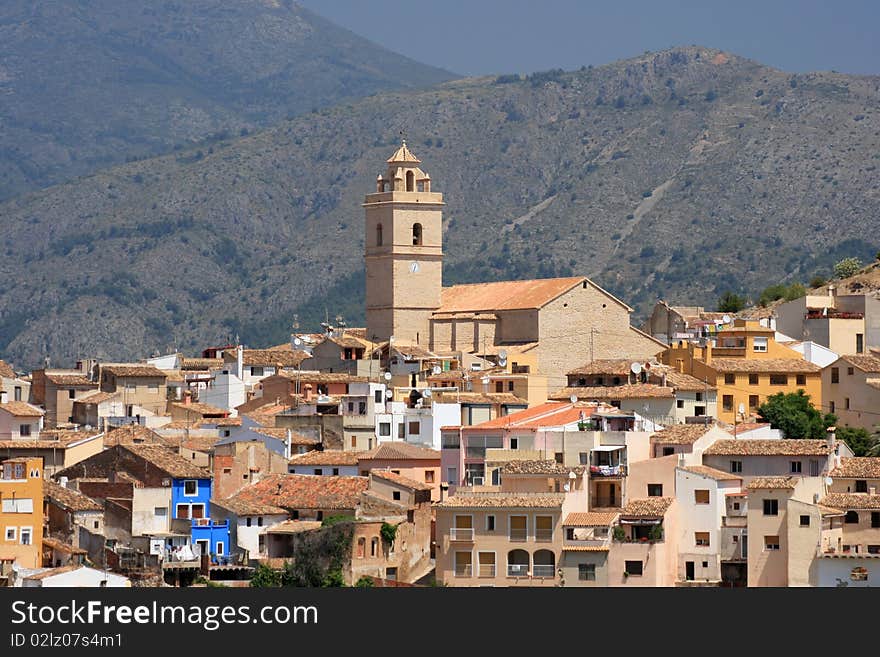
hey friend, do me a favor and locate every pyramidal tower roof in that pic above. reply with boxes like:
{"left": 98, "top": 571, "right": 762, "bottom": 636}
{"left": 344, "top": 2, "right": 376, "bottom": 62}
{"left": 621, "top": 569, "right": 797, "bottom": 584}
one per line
{"left": 386, "top": 140, "right": 421, "bottom": 164}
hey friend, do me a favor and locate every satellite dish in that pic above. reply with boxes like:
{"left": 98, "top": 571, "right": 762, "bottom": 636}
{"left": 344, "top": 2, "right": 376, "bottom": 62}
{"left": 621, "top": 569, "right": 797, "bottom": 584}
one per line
{"left": 498, "top": 358, "right": 507, "bottom": 367}
{"left": 383, "top": 372, "right": 393, "bottom": 381}
{"left": 385, "top": 389, "right": 393, "bottom": 399}
{"left": 432, "top": 365, "right": 442, "bottom": 375}
{"left": 498, "top": 349, "right": 508, "bottom": 360}
{"left": 722, "top": 315, "right": 732, "bottom": 324}
{"left": 569, "top": 394, "right": 578, "bottom": 404}
{"left": 563, "top": 483, "right": 570, "bottom": 492}
{"left": 293, "top": 338, "right": 302, "bottom": 347}
{"left": 738, "top": 403, "right": 746, "bottom": 415}
{"left": 423, "top": 389, "right": 433, "bottom": 398}
{"left": 630, "top": 362, "right": 642, "bottom": 375}
{"left": 569, "top": 470, "right": 577, "bottom": 480}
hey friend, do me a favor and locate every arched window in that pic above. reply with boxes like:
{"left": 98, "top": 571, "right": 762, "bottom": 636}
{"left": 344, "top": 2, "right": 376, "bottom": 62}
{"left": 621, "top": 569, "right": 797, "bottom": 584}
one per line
{"left": 532, "top": 549, "right": 556, "bottom": 578}
{"left": 406, "top": 170, "right": 415, "bottom": 191}
{"left": 412, "top": 223, "right": 423, "bottom": 246}
{"left": 376, "top": 223, "right": 383, "bottom": 246}
{"left": 356, "top": 537, "right": 366, "bottom": 559}
{"left": 845, "top": 511, "right": 859, "bottom": 524}
{"left": 371, "top": 537, "right": 379, "bottom": 557}
{"left": 507, "top": 549, "right": 529, "bottom": 578}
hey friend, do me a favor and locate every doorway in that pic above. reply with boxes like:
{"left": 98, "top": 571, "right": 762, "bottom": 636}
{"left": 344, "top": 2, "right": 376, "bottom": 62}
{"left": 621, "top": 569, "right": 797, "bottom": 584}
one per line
{"left": 685, "top": 561, "right": 695, "bottom": 581}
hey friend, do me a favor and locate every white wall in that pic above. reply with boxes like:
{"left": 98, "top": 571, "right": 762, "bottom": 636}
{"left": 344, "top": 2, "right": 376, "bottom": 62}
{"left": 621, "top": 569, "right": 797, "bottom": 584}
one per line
{"left": 234, "top": 514, "right": 287, "bottom": 558}
{"left": 147, "top": 354, "right": 181, "bottom": 371}
{"left": 131, "top": 488, "right": 172, "bottom": 537}
{"left": 202, "top": 371, "right": 246, "bottom": 413}
{"left": 23, "top": 567, "right": 130, "bottom": 588}
{"left": 288, "top": 464, "right": 359, "bottom": 477}
{"left": 816, "top": 557, "right": 880, "bottom": 587}
{"left": 790, "top": 342, "right": 838, "bottom": 369}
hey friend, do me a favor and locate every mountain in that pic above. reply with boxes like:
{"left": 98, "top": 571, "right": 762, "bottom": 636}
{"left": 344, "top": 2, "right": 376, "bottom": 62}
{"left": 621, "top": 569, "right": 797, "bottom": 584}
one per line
{"left": 2, "top": 46, "right": 880, "bottom": 368}
{"left": 0, "top": 0, "right": 454, "bottom": 201}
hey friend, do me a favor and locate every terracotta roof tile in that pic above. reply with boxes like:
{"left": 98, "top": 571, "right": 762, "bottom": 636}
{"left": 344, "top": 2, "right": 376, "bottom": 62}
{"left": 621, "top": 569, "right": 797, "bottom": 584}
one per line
{"left": 102, "top": 364, "right": 166, "bottom": 378}
{"left": 104, "top": 425, "right": 165, "bottom": 447}
{"left": 651, "top": 424, "right": 723, "bottom": 445}
{"left": 619, "top": 497, "right": 674, "bottom": 518}
{"left": 0, "top": 360, "right": 15, "bottom": 378}
{"left": 819, "top": 493, "right": 880, "bottom": 510}
{"left": 288, "top": 450, "right": 359, "bottom": 466}
{"left": 435, "top": 493, "right": 565, "bottom": 508}
{"left": 44, "top": 374, "right": 95, "bottom": 387}
{"left": 43, "top": 480, "right": 102, "bottom": 512}
{"left": 434, "top": 391, "right": 527, "bottom": 405}
{"left": 500, "top": 459, "right": 584, "bottom": 475}
{"left": 387, "top": 141, "right": 421, "bottom": 163}
{"left": 830, "top": 458, "right": 880, "bottom": 479}
{"left": 746, "top": 476, "right": 798, "bottom": 490}
{"left": 273, "top": 371, "right": 367, "bottom": 384}
{"left": 471, "top": 402, "right": 601, "bottom": 430}
{"left": 180, "top": 358, "right": 224, "bottom": 370}
{"left": 251, "top": 428, "right": 319, "bottom": 445}
{"left": 567, "top": 359, "right": 641, "bottom": 376}
{"left": 265, "top": 520, "right": 323, "bottom": 534}
{"left": 703, "top": 439, "right": 833, "bottom": 456}
{"left": 840, "top": 355, "right": 880, "bottom": 373}
{"left": 217, "top": 474, "right": 368, "bottom": 514}
{"left": 170, "top": 402, "right": 229, "bottom": 417}
{"left": 41, "top": 537, "right": 87, "bottom": 554}
{"left": 359, "top": 442, "right": 440, "bottom": 461}
{"left": 551, "top": 384, "right": 674, "bottom": 400}
{"left": 681, "top": 465, "right": 742, "bottom": 481}
{"left": 370, "top": 469, "right": 433, "bottom": 491}
{"left": 229, "top": 349, "right": 311, "bottom": 367}
{"left": 0, "top": 401, "right": 44, "bottom": 417}
{"left": 561, "top": 545, "right": 610, "bottom": 552}
{"left": 438, "top": 277, "right": 586, "bottom": 313}
{"left": 121, "top": 444, "right": 210, "bottom": 479}
{"left": 74, "top": 391, "right": 120, "bottom": 405}
{"left": 709, "top": 358, "right": 820, "bottom": 373}
{"left": 563, "top": 512, "right": 619, "bottom": 526}
{"left": 0, "top": 429, "right": 102, "bottom": 449}
{"left": 24, "top": 565, "right": 83, "bottom": 581}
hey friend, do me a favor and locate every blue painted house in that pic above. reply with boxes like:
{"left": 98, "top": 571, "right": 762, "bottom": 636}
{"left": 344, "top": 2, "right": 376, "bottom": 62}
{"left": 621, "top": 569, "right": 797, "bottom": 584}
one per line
{"left": 170, "top": 476, "right": 229, "bottom": 560}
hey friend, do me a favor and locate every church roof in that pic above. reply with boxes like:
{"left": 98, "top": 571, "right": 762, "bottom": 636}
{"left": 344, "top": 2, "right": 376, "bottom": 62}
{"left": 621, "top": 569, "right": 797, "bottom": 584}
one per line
{"left": 437, "top": 277, "right": 587, "bottom": 313}
{"left": 386, "top": 141, "right": 421, "bottom": 164}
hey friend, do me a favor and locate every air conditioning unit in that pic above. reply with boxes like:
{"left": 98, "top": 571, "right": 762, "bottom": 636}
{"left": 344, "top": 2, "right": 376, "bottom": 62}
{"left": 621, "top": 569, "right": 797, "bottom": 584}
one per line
{"left": 471, "top": 476, "right": 484, "bottom": 486}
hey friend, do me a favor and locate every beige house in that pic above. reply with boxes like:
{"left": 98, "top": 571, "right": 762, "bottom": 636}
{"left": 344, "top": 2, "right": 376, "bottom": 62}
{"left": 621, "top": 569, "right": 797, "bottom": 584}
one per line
{"left": 0, "top": 400, "right": 44, "bottom": 440}
{"left": 701, "top": 438, "right": 840, "bottom": 481}
{"left": 97, "top": 364, "right": 168, "bottom": 416}
{"left": 435, "top": 459, "right": 588, "bottom": 587}
{"left": 30, "top": 370, "right": 98, "bottom": 428}
{"left": 0, "top": 359, "right": 30, "bottom": 405}
{"left": 363, "top": 142, "right": 665, "bottom": 390}
{"left": 0, "top": 429, "right": 104, "bottom": 477}
{"left": 607, "top": 497, "right": 678, "bottom": 587}
{"left": 822, "top": 354, "right": 880, "bottom": 431}
{"left": 558, "top": 511, "right": 617, "bottom": 586}
{"left": 776, "top": 289, "right": 878, "bottom": 355}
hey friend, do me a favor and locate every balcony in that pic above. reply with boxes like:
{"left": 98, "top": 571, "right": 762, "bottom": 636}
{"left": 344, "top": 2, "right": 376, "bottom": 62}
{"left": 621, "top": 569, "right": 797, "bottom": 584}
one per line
{"left": 722, "top": 516, "right": 747, "bottom": 528}
{"left": 589, "top": 464, "right": 626, "bottom": 478}
{"left": 508, "top": 529, "right": 527, "bottom": 542}
{"left": 507, "top": 564, "right": 529, "bottom": 577}
{"left": 532, "top": 565, "right": 556, "bottom": 578}
{"left": 478, "top": 564, "right": 496, "bottom": 578}
{"left": 454, "top": 564, "right": 473, "bottom": 578}
{"left": 535, "top": 529, "right": 553, "bottom": 542}
{"left": 449, "top": 528, "right": 474, "bottom": 542}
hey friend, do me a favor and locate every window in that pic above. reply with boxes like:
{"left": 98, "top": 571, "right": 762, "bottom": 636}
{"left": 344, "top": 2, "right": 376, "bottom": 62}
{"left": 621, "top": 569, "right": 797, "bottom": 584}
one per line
{"left": 68, "top": 388, "right": 76, "bottom": 399}
{"left": 14, "top": 386, "right": 21, "bottom": 401}
{"left": 695, "top": 392, "right": 703, "bottom": 402}
{"left": 578, "top": 564, "right": 596, "bottom": 581}
{"left": 554, "top": 452, "right": 564, "bottom": 464}
{"left": 753, "top": 337, "right": 768, "bottom": 352}
{"left": 872, "top": 512, "right": 880, "bottom": 528}
{"left": 425, "top": 470, "right": 435, "bottom": 483}
{"left": 695, "top": 532, "right": 710, "bottom": 546}
{"left": 358, "top": 402, "right": 366, "bottom": 415}
{"left": 93, "top": 521, "right": 100, "bottom": 529}
{"left": 769, "top": 375, "right": 788, "bottom": 385}
{"left": 154, "top": 507, "right": 167, "bottom": 517}
{"left": 495, "top": 381, "right": 504, "bottom": 393}
{"left": 847, "top": 367, "right": 854, "bottom": 376}
{"left": 246, "top": 517, "right": 252, "bottom": 527}
{"left": 5, "top": 528, "right": 15, "bottom": 541}
{"left": 662, "top": 447, "right": 675, "bottom": 457}
{"left": 748, "top": 373, "right": 759, "bottom": 385}
{"left": 845, "top": 398, "right": 851, "bottom": 410}
{"left": 379, "top": 423, "right": 391, "bottom": 437}
{"left": 695, "top": 490, "right": 710, "bottom": 504}
{"left": 764, "top": 536, "right": 780, "bottom": 551}
{"left": 724, "top": 374, "right": 735, "bottom": 385}
{"left": 251, "top": 366, "right": 264, "bottom": 377}
{"left": 392, "top": 491, "right": 401, "bottom": 501}
{"left": 845, "top": 511, "right": 859, "bottom": 524}
{"left": 314, "top": 468, "right": 323, "bottom": 476}
{"left": 347, "top": 402, "right": 355, "bottom": 413}
{"left": 509, "top": 437, "right": 518, "bottom": 450}
{"left": 831, "top": 368, "right": 840, "bottom": 384}
{"left": 647, "top": 484, "right": 663, "bottom": 497}
{"left": 412, "top": 223, "right": 423, "bottom": 245}
{"left": 447, "top": 467, "right": 458, "bottom": 485}
{"left": 148, "top": 383, "right": 159, "bottom": 392}
{"left": 579, "top": 452, "right": 589, "bottom": 465}
{"left": 19, "top": 424, "right": 31, "bottom": 437}
{"left": 799, "top": 515, "right": 810, "bottom": 527}
{"left": 829, "top": 401, "right": 835, "bottom": 413}
{"left": 676, "top": 399, "right": 684, "bottom": 409}
{"left": 216, "top": 542, "right": 224, "bottom": 556}
{"left": 176, "top": 504, "right": 190, "bottom": 519}
{"left": 257, "top": 517, "right": 263, "bottom": 526}
{"left": 397, "top": 424, "right": 405, "bottom": 439}
{"left": 19, "top": 528, "right": 32, "bottom": 545}
{"left": 376, "top": 223, "right": 383, "bottom": 246}
{"left": 332, "top": 468, "right": 339, "bottom": 476}
{"left": 183, "top": 480, "right": 198, "bottom": 496}
{"left": 869, "top": 545, "right": 880, "bottom": 555}
{"left": 1, "top": 499, "right": 33, "bottom": 513}
{"left": 408, "top": 421, "right": 420, "bottom": 435}
{"left": 508, "top": 381, "right": 514, "bottom": 392}
{"left": 487, "top": 515, "right": 495, "bottom": 531}
{"left": 790, "top": 461, "right": 802, "bottom": 474}
{"left": 733, "top": 502, "right": 740, "bottom": 510}
{"left": 796, "top": 374, "right": 806, "bottom": 386}
{"left": 351, "top": 436, "right": 358, "bottom": 448}
{"left": 624, "top": 560, "right": 643, "bottom": 576}
{"left": 763, "top": 499, "right": 779, "bottom": 516}
{"left": 722, "top": 395, "right": 733, "bottom": 412}
{"left": 748, "top": 395, "right": 759, "bottom": 410}
{"left": 857, "top": 333, "right": 864, "bottom": 354}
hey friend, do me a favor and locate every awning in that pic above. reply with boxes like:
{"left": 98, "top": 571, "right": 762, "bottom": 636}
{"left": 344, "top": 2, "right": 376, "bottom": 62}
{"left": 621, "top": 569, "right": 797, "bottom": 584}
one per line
{"left": 591, "top": 445, "right": 625, "bottom": 452}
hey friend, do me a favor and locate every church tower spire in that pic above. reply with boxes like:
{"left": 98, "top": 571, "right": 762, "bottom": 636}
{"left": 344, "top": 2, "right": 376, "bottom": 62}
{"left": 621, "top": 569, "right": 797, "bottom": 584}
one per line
{"left": 364, "top": 141, "right": 443, "bottom": 345}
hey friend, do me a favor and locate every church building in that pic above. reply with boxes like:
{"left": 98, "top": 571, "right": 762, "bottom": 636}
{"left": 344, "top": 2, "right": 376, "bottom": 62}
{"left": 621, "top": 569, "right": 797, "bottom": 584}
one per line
{"left": 364, "top": 142, "right": 664, "bottom": 389}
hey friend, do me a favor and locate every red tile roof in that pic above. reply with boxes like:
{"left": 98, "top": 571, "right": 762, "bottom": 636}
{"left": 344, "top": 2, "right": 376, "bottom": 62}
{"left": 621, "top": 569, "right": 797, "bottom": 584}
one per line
{"left": 469, "top": 402, "right": 599, "bottom": 430}
{"left": 370, "top": 469, "right": 433, "bottom": 491}
{"left": 359, "top": 442, "right": 440, "bottom": 461}
{"left": 288, "top": 450, "right": 359, "bottom": 466}
{"left": 703, "top": 439, "right": 833, "bottom": 456}
{"left": 0, "top": 401, "right": 44, "bottom": 417}
{"left": 438, "top": 277, "right": 586, "bottom": 313}
{"left": 217, "top": 474, "right": 368, "bottom": 515}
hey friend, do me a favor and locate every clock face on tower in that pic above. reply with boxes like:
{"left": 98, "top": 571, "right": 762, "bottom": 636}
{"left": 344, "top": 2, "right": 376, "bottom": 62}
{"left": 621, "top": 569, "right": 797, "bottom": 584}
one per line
{"left": 409, "top": 261, "right": 420, "bottom": 273}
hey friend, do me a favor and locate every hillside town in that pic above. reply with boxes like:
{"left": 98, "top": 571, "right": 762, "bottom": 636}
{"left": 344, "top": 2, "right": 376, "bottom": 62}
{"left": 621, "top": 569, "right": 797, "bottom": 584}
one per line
{"left": 3, "top": 143, "right": 879, "bottom": 589}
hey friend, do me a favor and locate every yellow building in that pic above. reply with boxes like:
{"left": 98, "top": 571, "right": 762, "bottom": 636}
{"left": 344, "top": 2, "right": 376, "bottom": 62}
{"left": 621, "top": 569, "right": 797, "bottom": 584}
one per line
{"left": 661, "top": 319, "right": 822, "bottom": 424}
{"left": 0, "top": 457, "right": 44, "bottom": 569}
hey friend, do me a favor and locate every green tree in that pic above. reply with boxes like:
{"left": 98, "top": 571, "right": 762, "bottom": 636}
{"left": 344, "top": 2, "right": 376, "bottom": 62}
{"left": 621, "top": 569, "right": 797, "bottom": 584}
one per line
{"left": 757, "top": 391, "right": 837, "bottom": 439}
{"left": 717, "top": 291, "right": 746, "bottom": 313}
{"left": 354, "top": 575, "right": 375, "bottom": 588}
{"left": 758, "top": 283, "right": 788, "bottom": 306}
{"left": 809, "top": 275, "right": 827, "bottom": 289}
{"left": 784, "top": 283, "right": 806, "bottom": 301}
{"left": 250, "top": 563, "right": 282, "bottom": 587}
{"left": 835, "top": 426, "right": 880, "bottom": 457}
{"left": 833, "top": 257, "right": 862, "bottom": 279}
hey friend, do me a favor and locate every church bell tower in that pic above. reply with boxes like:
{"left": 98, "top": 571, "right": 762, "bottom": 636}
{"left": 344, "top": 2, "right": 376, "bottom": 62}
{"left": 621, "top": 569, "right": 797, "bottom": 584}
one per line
{"left": 364, "top": 141, "right": 443, "bottom": 345}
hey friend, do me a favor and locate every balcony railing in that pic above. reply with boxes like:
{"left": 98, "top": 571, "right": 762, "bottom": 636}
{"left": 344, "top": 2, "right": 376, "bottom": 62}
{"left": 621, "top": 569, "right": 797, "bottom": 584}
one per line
{"left": 508, "top": 529, "right": 527, "bottom": 542}
{"left": 589, "top": 464, "right": 626, "bottom": 477}
{"left": 532, "top": 565, "right": 556, "bottom": 578}
{"left": 478, "top": 564, "right": 496, "bottom": 578}
{"left": 591, "top": 498, "right": 620, "bottom": 509}
{"left": 449, "top": 527, "right": 474, "bottom": 541}
{"left": 454, "top": 564, "right": 473, "bottom": 577}
{"left": 535, "top": 529, "right": 553, "bottom": 542}
{"left": 507, "top": 564, "right": 529, "bottom": 577}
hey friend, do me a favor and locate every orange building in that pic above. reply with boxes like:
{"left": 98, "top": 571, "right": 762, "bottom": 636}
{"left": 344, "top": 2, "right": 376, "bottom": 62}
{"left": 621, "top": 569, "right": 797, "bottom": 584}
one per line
{"left": 661, "top": 319, "right": 822, "bottom": 424}
{"left": 0, "top": 457, "right": 44, "bottom": 568}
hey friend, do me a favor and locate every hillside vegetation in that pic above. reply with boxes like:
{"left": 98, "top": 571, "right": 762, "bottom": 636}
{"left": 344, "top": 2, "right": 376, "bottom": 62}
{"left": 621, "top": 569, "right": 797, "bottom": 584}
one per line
{"left": 2, "top": 46, "right": 879, "bottom": 367}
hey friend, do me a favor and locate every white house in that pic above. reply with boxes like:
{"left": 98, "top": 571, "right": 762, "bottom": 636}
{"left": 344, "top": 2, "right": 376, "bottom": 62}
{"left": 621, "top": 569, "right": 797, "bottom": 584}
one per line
{"left": 375, "top": 400, "right": 460, "bottom": 451}
{"left": 18, "top": 565, "right": 131, "bottom": 587}
{"left": 201, "top": 370, "right": 246, "bottom": 414}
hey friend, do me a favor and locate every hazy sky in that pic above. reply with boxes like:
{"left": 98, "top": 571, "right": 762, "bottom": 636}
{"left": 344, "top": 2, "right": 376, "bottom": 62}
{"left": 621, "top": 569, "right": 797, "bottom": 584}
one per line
{"left": 299, "top": 0, "right": 879, "bottom": 77}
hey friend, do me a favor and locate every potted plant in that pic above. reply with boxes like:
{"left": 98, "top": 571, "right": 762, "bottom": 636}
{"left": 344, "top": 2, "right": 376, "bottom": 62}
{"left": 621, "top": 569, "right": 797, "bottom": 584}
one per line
{"left": 648, "top": 524, "right": 663, "bottom": 542}
{"left": 612, "top": 526, "right": 626, "bottom": 542}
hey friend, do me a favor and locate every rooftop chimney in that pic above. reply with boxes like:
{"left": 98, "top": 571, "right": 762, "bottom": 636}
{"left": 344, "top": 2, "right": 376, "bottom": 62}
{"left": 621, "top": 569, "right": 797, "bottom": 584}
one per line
{"left": 826, "top": 425, "right": 836, "bottom": 448}
{"left": 236, "top": 344, "right": 244, "bottom": 381}
{"left": 828, "top": 284, "right": 836, "bottom": 297}
{"left": 183, "top": 390, "right": 193, "bottom": 406}
{"left": 704, "top": 341, "right": 712, "bottom": 365}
